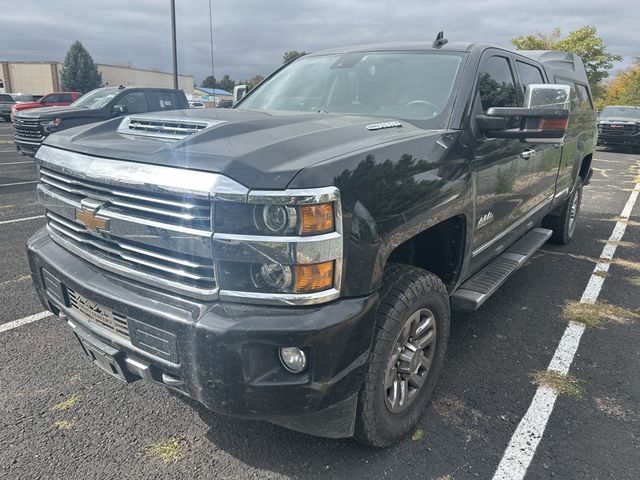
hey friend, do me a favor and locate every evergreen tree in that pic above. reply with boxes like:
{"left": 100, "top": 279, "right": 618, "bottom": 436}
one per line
{"left": 60, "top": 41, "right": 102, "bottom": 93}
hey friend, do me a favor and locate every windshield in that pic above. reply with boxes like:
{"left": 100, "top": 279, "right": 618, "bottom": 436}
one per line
{"left": 238, "top": 51, "right": 464, "bottom": 124}
{"left": 71, "top": 88, "right": 118, "bottom": 108}
{"left": 600, "top": 106, "right": 640, "bottom": 120}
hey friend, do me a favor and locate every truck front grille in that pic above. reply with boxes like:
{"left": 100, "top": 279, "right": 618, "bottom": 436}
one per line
{"left": 40, "top": 166, "right": 212, "bottom": 230}
{"left": 13, "top": 118, "right": 45, "bottom": 142}
{"left": 46, "top": 210, "right": 217, "bottom": 291}
{"left": 599, "top": 123, "right": 639, "bottom": 136}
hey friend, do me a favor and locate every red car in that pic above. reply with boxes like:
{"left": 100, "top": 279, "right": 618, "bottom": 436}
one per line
{"left": 11, "top": 92, "right": 81, "bottom": 116}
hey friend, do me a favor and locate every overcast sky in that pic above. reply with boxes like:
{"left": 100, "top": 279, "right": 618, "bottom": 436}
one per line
{"left": 1, "top": 0, "right": 639, "bottom": 84}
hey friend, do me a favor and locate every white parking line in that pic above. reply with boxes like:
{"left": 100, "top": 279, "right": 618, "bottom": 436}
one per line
{"left": 0, "top": 161, "right": 32, "bottom": 165}
{"left": 492, "top": 181, "right": 640, "bottom": 480}
{"left": 0, "top": 311, "right": 52, "bottom": 334}
{"left": 0, "top": 181, "right": 37, "bottom": 187}
{"left": 0, "top": 215, "right": 44, "bottom": 225}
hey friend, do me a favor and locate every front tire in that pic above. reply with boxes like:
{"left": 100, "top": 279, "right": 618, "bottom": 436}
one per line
{"left": 543, "top": 178, "right": 583, "bottom": 245}
{"left": 354, "top": 264, "right": 450, "bottom": 447}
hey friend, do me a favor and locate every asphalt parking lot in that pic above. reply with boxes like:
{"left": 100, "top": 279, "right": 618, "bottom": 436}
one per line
{"left": 1, "top": 117, "right": 639, "bottom": 480}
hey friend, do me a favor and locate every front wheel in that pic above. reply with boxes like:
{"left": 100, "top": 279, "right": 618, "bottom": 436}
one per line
{"left": 543, "top": 178, "right": 583, "bottom": 245}
{"left": 354, "top": 264, "right": 450, "bottom": 447}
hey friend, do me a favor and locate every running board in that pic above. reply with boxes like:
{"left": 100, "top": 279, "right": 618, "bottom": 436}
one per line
{"left": 451, "top": 228, "right": 552, "bottom": 311}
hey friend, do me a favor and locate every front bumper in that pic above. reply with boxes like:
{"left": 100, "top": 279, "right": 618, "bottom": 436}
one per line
{"left": 27, "top": 228, "right": 377, "bottom": 438}
{"left": 597, "top": 133, "right": 640, "bottom": 147}
{"left": 14, "top": 136, "right": 44, "bottom": 156}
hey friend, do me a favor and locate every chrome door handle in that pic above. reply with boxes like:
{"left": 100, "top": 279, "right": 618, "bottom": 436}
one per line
{"left": 521, "top": 149, "right": 536, "bottom": 160}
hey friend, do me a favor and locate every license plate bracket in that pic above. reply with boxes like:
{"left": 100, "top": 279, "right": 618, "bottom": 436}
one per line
{"left": 71, "top": 325, "right": 134, "bottom": 383}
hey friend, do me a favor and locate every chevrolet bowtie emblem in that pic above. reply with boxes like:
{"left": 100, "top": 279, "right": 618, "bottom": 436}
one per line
{"left": 76, "top": 208, "right": 110, "bottom": 232}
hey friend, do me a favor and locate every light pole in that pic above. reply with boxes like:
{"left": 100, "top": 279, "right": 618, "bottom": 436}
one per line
{"left": 170, "top": 0, "right": 178, "bottom": 89}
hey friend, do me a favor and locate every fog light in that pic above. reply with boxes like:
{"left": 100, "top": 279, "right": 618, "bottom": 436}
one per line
{"left": 279, "top": 346, "right": 307, "bottom": 373}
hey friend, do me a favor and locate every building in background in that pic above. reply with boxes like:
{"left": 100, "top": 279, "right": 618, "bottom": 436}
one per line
{"left": 191, "top": 87, "right": 233, "bottom": 107}
{"left": 0, "top": 61, "right": 193, "bottom": 94}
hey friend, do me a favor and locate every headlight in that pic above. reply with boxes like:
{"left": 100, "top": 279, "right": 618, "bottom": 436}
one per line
{"left": 41, "top": 118, "right": 62, "bottom": 128}
{"left": 213, "top": 187, "right": 343, "bottom": 304}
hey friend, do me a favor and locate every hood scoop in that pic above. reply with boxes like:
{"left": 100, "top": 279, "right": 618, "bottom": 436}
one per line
{"left": 117, "top": 116, "right": 225, "bottom": 140}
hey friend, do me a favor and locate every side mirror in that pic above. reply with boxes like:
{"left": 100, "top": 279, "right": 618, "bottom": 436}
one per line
{"left": 233, "top": 85, "right": 247, "bottom": 103}
{"left": 477, "top": 84, "right": 571, "bottom": 143}
{"left": 112, "top": 104, "right": 128, "bottom": 116}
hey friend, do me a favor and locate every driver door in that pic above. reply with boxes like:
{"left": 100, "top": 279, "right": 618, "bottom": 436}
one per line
{"left": 469, "top": 53, "right": 534, "bottom": 263}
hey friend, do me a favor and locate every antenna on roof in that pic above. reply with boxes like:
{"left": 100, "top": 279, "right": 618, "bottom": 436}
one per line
{"left": 433, "top": 31, "right": 448, "bottom": 49}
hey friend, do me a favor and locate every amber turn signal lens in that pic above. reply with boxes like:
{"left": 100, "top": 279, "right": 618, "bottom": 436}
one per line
{"left": 538, "top": 118, "right": 568, "bottom": 130}
{"left": 299, "top": 203, "right": 334, "bottom": 235}
{"left": 294, "top": 261, "right": 334, "bottom": 293}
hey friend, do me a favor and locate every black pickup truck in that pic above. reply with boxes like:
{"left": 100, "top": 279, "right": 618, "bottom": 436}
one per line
{"left": 597, "top": 105, "right": 640, "bottom": 151}
{"left": 27, "top": 40, "right": 596, "bottom": 447}
{"left": 12, "top": 85, "right": 189, "bottom": 156}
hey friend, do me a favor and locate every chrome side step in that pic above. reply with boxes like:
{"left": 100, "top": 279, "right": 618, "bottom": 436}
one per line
{"left": 452, "top": 228, "right": 552, "bottom": 310}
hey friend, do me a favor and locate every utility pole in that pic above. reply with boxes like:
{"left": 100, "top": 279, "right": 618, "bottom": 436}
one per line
{"left": 170, "top": 0, "right": 178, "bottom": 89}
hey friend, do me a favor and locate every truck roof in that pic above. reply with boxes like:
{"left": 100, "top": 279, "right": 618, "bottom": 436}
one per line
{"left": 309, "top": 41, "right": 477, "bottom": 55}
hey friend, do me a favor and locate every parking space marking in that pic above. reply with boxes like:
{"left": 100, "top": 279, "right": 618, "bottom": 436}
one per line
{"left": 0, "top": 311, "right": 51, "bottom": 334}
{"left": 0, "top": 161, "right": 32, "bottom": 165}
{"left": 493, "top": 180, "right": 640, "bottom": 480}
{"left": 0, "top": 181, "right": 37, "bottom": 187}
{"left": 0, "top": 215, "right": 44, "bottom": 225}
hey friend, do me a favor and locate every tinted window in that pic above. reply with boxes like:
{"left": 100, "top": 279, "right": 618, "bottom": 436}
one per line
{"left": 116, "top": 92, "right": 148, "bottom": 114}
{"left": 59, "top": 94, "right": 72, "bottom": 103}
{"left": 477, "top": 56, "right": 519, "bottom": 111}
{"left": 0, "top": 94, "right": 13, "bottom": 102}
{"left": 43, "top": 94, "right": 60, "bottom": 103}
{"left": 575, "top": 84, "right": 593, "bottom": 110}
{"left": 555, "top": 78, "right": 580, "bottom": 110}
{"left": 516, "top": 61, "right": 545, "bottom": 92}
{"left": 148, "top": 91, "right": 181, "bottom": 110}
{"left": 599, "top": 106, "right": 640, "bottom": 120}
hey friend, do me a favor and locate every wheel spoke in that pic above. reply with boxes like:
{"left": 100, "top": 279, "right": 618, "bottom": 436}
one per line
{"left": 398, "top": 378, "right": 408, "bottom": 407}
{"left": 408, "top": 371, "right": 426, "bottom": 389}
{"left": 419, "top": 354, "right": 433, "bottom": 372}
{"left": 415, "top": 328, "right": 435, "bottom": 349}
{"left": 385, "top": 366, "right": 398, "bottom": 390}
{"left": 414, "top": 313, "right": 433, "bottom": 337}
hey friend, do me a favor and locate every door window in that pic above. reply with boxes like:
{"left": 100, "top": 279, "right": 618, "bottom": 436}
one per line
{"left": 575, "top": 84, "right": 593, "bottom": 110}
{"left": 43, "top": 94, "right": 60, "bottom": 103}
{"left": 516, "top": 61, "right": 545, "bottom": 92}
{"left": 148, "top": 91, "right": 180, "bottom": 111}
{"left": 116, "top": 92, "right": 149, "bottom": 114}
{"left": 59, "top": 94, "right": 72, "bottom": 103}
{"left": 477, "top": 56, "right": 519, "bottom": 111}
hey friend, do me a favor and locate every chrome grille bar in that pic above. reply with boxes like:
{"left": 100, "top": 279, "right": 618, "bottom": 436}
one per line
{"left": 46, "top": 211, "right": 216, "bottom": 284}
{"left": 40, "top": 167, "right": 212, "bottom": 227}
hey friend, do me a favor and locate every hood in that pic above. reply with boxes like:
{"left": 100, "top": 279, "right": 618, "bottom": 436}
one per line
{"left": 17, "top": 106, "right": 101, "bottom": 120}
{"left": 43, "top": 109, "right": 437, "bottom": 189}
{"left": 13, "top": 101, "right": 44, "bottom": 111}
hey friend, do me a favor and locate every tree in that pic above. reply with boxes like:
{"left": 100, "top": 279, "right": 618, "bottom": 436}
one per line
{"left": 201, "top": 75, "right": 217, "bottom": 88}
{"left": 245, "top": 74, "right": 265, "bottom": 91}
{"left": 283, "top": 50, "right": 306, "bottom": 64}
{"left": 511, "top": 26, "right": 622, "bottom": 98}
{"left": 60, "top": 41, "right": 102, "bottom": 93}
{"left": 217, "top": 74, "right": 235, "bottom": 93}
{"left": 601, "top": 59, "right": 640, "bottom": 107}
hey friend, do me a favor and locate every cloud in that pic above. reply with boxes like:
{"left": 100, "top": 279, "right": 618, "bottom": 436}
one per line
{"left": 1, "top": 0, "right": 637, "bottom": 84}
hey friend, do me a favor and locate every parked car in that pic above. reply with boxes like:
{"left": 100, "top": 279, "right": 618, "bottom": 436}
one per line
{"left": 11, "top": 92, "right": 82, "bottom": 116}
{"left": 12, "top": 85, "right": 189, "bottom": 156}
{"left": 0, "top": 93, "right": 38, "bottom": 121}
{"left": 189, "top": 101, "right": 206, "bottom": 109}
{"left": 27, "top": 39, "right": 595, "bottom": 446}
{"left": 597, "top": 105, "right": 640, "bottom": 152}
